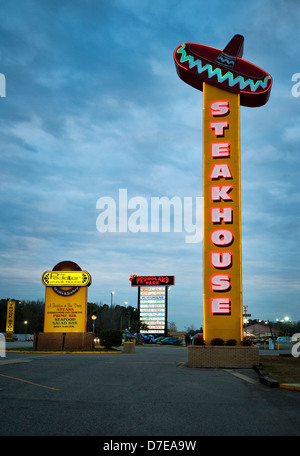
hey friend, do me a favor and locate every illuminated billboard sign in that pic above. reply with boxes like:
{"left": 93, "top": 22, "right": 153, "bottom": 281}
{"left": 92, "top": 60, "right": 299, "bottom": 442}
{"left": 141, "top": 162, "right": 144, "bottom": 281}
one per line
{"left": 174, "top": 35, "right": 272, "bottom": 344}
{"left": 43, "top": 261, "right": 90, "bottom": 333}
{"left": 42, "top": 271, "right": 91, "bottom": 287}
{"left": 130, "top": 275, "right": 175, "bottom": 287}
{"left": 5, "top": 300, "right": 15, "bottom": 339}
{"left": 130, "top": 274, "right": 175, "bottom": 336}
{"left": 139, "top": 287, "right": 167, "bottom": 335}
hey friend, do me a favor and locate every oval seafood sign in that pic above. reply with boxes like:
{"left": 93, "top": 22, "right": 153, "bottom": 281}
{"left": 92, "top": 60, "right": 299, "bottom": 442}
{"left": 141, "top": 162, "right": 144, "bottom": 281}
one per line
{"left": 42, "top": 270, "right": 91, "bottom": 287}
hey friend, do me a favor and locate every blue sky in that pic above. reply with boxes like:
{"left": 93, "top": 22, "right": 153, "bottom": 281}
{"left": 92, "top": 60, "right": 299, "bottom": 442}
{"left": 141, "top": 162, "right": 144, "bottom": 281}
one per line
{"left": 0, "top": 0, "right": 299, "bottom": 330}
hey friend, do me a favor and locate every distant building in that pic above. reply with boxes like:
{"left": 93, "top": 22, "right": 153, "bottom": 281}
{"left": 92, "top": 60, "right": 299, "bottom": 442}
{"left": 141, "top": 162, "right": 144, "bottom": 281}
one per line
{"left": 246, "top": 324, "right": 278, "bottom": 338}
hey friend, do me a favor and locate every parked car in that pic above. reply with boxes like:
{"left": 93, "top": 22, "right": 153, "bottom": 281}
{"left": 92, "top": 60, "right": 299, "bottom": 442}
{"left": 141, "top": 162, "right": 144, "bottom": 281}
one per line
{"left": 142, "top": 334, "right": 154, "bottom": 344}
{"left": 159, "top": 337, "right": 182, "bottom": 345}
{"left": 192, "top": 333, "right": 203, "bottom": 343}
{"left": 152, "top": 337, "right": 167, "bottom": 344}
{"left": 275, "top": 336, "right": 292, "bottom": 344}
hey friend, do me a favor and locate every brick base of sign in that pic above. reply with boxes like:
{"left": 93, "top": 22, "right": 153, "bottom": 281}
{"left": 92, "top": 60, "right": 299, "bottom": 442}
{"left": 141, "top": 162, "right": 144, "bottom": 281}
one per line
{"left": 188, "top": 345, "right": 260, "bottom": 368}
{"left": 123, "top": 341, "right": 135, "bottom": 353}
{"left": 34, "top": 332, "right": 95, "bottom": 350}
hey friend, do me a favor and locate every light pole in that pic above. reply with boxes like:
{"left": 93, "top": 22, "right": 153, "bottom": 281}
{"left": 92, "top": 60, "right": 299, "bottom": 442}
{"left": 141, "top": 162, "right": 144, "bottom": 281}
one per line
{"left": 111, "top": 291, "right": 115, "bottom": 308}
{"left": 91, "top": 315, "right": 97, "bottom": 334}
{"left": 24, "top": 321, "right": 28, "bottom": 341}
{"left": 110, "top": 292, "right": 115, "bottom": 329}
{"left": 125, "top": 301, "right": 130, "bottom": 330}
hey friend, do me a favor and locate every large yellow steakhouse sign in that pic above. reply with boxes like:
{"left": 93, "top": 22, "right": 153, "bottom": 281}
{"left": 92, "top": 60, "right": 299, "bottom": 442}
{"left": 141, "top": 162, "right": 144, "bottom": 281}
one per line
{"left": 174, "top": 35, "right": 272, "bottom": 346}
{"left": 203, "top": 83, "right": 242, "bottom": 344}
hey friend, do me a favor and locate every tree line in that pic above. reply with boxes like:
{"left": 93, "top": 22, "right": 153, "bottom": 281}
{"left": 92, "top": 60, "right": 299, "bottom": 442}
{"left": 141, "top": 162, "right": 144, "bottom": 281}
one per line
{"left": 0, "top": 299, "right": 139, "bottom": 335}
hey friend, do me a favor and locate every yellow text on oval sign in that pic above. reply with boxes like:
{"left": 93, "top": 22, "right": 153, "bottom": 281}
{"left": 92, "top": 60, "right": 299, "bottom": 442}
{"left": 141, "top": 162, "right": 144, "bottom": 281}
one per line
{"left": 42, "top": 271, "right": 91, "bottom": 287}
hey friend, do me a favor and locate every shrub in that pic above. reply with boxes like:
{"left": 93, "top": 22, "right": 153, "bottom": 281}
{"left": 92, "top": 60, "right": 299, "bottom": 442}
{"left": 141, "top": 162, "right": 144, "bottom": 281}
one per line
{"left": 194, "top": 337, "right": 205, "bottom": 345}
{"left": 99, "top": 330, "right": 122, "bottom": 348}
{"left": 242, "top": 338, "right": 253, "bottom": 346}
{"left": 225, "top": 339, "right": 237, "bottom": 346}
{"left": 211, "top": 338, "right": 225, "bottom": 346}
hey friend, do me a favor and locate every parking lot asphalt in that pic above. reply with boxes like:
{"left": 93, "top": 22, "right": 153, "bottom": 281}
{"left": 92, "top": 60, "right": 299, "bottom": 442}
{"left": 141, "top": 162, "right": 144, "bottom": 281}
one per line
{"left": 0, "top": 345, "right": 300, "bottom": 437}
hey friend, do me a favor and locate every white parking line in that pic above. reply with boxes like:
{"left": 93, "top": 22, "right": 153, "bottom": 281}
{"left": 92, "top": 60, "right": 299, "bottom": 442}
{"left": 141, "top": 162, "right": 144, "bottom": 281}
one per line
{"left": 0, "top": 358, "right": 32, "bottom": 366}
{"left": 223, "top": 369, "right": 259, "bottom": 385}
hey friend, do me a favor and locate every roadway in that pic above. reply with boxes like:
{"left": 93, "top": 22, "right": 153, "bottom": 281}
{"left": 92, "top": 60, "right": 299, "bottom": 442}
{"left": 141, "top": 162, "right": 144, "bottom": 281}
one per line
{"left": 0, "top": 344, "right": 299, "bottom": 438}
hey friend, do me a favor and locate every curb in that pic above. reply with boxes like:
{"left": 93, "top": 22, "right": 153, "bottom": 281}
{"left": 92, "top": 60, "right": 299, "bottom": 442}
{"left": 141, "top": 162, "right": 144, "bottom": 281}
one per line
{"left": 254, "top": 364, "right": 279, "bottom": 388}
{"left": 280, "top": 383, "right": 300, "bottom": 391}
{"left": 254, "top": 364, "right": 300, "bottom": 391}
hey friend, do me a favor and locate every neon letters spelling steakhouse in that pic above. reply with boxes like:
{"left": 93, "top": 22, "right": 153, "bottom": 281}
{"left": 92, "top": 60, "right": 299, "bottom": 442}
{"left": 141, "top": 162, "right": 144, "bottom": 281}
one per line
{"left": 174, "top": 35, "right": 272, "bottom": 343}
{"left": 209, "top": 99, "right": 234, "bottom": 315}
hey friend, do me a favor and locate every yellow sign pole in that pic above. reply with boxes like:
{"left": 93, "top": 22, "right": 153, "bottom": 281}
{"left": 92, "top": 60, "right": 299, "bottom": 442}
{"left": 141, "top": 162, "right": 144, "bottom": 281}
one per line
{"left": 5, "top": 300, "right": 16, "bottom": 340}
{"left": 203, "top": 83, "right": 243, "bottom": 344}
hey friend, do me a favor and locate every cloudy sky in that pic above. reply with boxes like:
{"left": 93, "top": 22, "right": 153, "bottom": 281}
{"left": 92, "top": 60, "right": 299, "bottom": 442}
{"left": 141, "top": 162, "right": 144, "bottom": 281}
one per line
{"left": 0, "top": 0, "right": 299, "bottom": 330}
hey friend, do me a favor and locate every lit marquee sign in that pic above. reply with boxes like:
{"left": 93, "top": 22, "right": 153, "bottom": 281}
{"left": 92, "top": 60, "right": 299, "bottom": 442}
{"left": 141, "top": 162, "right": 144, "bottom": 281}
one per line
{"left": 174, "top": 35, "right": 272, "bottom": 344}
{"left": 130, "top": 275, "right": 174, "bottom": 336}
{"left": 130, "top": 275, "right": 175, "bottom": 287}
{"left": 42, "top": 271, "right": 91, "bottom": 287}
{"left": 43, "top": 261, "right": 91, "bottom": 333}
{"left": 139, "top": 287, "right": 167, "bottom": 335}
{"left": 5, "top": 300, "right": 15, "bottom": 340}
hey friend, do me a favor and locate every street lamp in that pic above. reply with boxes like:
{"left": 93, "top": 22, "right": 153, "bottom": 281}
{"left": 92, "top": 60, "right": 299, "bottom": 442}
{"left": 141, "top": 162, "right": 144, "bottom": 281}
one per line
{"left": 111, "top": 291, "right": 115, "bottom": 308}
{"left": 91, "top": 315, "right": 97, "bottom": 334}
{"left": 24, "top": 321, "right": 28, "bottom": 341}
{"left": 125, "top": 301, "right": 131, "bottom": 330}
{"left": 110, "top": 292, "right": 115, "bottom": 329}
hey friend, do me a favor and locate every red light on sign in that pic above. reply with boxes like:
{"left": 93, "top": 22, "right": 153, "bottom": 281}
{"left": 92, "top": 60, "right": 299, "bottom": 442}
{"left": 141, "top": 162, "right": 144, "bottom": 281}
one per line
{"left": 130, "top": 275, "right": 175, "bottom": 287}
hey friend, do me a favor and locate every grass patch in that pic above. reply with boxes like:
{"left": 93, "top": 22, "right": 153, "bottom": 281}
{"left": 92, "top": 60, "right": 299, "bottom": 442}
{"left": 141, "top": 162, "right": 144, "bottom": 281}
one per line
{"left": 260, "top": 356, "right": 300, "bottom": 383}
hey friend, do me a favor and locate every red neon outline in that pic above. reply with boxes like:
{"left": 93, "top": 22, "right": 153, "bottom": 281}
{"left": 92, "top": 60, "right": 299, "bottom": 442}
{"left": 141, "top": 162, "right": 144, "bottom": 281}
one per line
{"left": 211, "top": 251, "right": 232, "bottom": 268}
{"left": 211, "top": 297, "right": 231, "bottom": 314}
{"left": 211, "top": 207, "right": 233, "bottom": 224}
{"left": 211, "top": 142, "right": 230, "bottom": 158}
{"left": 210, "top": 101, "right": 230, "bottom": 116}
{"left": 211, "top": 185, "right": 233, "bottom": 202}
{"left": 210, "top": 121, "right": 229, "bottom": 137}
{"left": 210, "top": 163, "right": 232, "bottom": 180}
{"left": 211, "top": 229, "right": 233, "bottom": 246}
{"left": 211, "top": 274, "right": 231, "bottom": 291}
